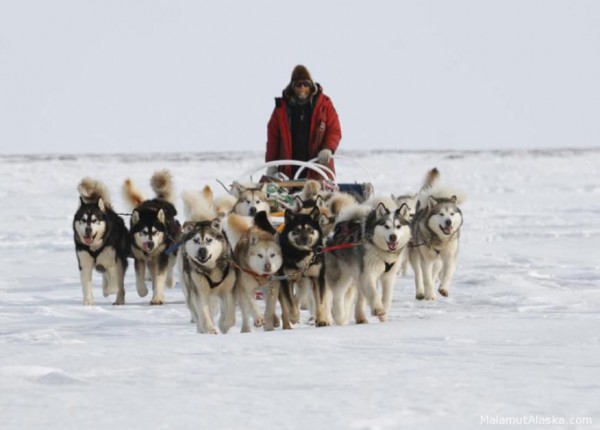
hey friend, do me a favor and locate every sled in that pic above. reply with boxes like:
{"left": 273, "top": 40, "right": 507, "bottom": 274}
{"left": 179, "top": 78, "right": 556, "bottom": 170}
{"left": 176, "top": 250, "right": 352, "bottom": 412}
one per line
{"left": 235, "top": 156, "right": 374, "bottom": 213}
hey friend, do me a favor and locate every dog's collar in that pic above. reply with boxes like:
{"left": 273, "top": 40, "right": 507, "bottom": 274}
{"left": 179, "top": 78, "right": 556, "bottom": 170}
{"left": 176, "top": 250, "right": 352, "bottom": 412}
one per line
{"left": 184, "top": 255, "right": 232, "bottom": 289}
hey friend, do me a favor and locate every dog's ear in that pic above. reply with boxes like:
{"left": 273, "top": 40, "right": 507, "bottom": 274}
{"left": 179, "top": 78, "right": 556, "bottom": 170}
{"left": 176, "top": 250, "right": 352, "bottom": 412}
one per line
{"left": 284, "top": 208, "right": 295, "bottom": 226}
{"left": 293, "top": 195, "right": 304, "bottom": 211}
{"left": 210, "top": 218, "right": 222, "bottom": 232}
{"left": 231, "top": 181, "right": 245, "bottom": 198}
{"left": 309, "top": 206, "right": 321, "bottom": 222}
{"left": 131, "top": 210, "right": 140, "bottom": 226}
{"left": 97, "top": 198, "right": 106, "bottom": 213}
{"left": 260, "top": 182, "right": 269, "bottom": 195}
{"left": 376, "top": 202, "right": 389, "bottom": 218}
{"left": 428, "top": 196, "right": 438, "bottom": 209}
{"left": 396, "top": 203, "right": 409, "bottom": 219}
{"left": 78, "top": 196, "right": 85, "bottom": 208}
{"left": 450, "top": 195, "right": 458, "bottom": 204}
{"left": 315, "top": 195, "right": 325, "bottom": 209}
{"left": 254, "top": 211, "right": 276, "bottom": 235}
{"left": 157, "top": 209, "right": 165, "bottom": 224}
{"left": 319, "top": 214, "right": 333, "bottom": 231}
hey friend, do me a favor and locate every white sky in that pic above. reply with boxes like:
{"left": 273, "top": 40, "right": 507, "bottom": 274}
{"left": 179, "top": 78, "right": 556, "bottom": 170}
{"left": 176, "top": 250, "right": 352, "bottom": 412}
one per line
{"left": 1, "top": 0, "right": 599, "bottom": 154}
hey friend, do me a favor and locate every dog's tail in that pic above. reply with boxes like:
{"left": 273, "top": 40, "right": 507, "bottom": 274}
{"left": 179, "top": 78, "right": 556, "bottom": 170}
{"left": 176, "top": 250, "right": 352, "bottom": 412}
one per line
{"left": 299, "top": 180, "right": 322, "bottom": 201}
{"left": 417, "top": 168, "right": 466, "bottom": 208}
{"left": 122, "top": 178, "right": 146, "bottom": 210}
{"left": 224, "top": 212, "right": 252, "bottom": 248}
{"left": 181, "top": 185, "right": 216, "bottom": 222}
{"left": 78, "top": 177, "right": 113, "bottom": 209}
{"left": 151, "top": 169, "right": 175, "bottom": 204}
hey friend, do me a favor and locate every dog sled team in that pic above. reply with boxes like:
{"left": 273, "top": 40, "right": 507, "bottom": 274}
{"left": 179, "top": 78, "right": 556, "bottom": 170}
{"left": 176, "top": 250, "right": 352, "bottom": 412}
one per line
{"left": 72, "top": 167, "right": 464, "bottom": 334}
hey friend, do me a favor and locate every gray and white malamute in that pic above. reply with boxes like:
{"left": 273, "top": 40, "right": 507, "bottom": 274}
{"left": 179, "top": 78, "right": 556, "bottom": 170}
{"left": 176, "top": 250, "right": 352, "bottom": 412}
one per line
{"left": 229, "top": 211, "right": 282, "bottom": 333}
{"left": 123, "top": 170, "right": 180, "bottom": 305}
{"left": 325, "top": 197, "right": 411, "bottom": 324}
{"left": 231, "top": 181, "right": 271, "bottom": 216}
{"left": 73, "top": 178, "right": 129, "bottom": 305}
{"left": 178, "top": 188, "right": 236, "bottom": 334}
{"left": 409, "top": 168, "right": 464, "bottom": 300}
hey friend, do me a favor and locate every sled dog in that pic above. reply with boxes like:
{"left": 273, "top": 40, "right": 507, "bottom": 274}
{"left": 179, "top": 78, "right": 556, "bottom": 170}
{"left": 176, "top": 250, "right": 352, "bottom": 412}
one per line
{"left": 278, "top": 207, "right": 330, "bottom": 328}
{"left": 231, "top": 182, "right": 271, "bottom": 216}
{"left": 230, "top": 211, "right": 283, "bottom": 333}
{"left": 409, "top": 168, "right": 464, "bottom": 300}
{"left": 325, "top": 198, "right": 411, "bottom": 324}
{"left": 73, "top": 178, "right": 129, "bottom": 305}
{"left": 177, "top": 189, "right": 236, "bottom": 334}
{"left": 123, "top": 170, "right": 180, "bottom": 305}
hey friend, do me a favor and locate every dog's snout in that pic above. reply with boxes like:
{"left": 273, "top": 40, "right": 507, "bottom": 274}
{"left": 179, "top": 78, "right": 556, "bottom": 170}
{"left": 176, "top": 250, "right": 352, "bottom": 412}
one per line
{"left": 389, "top": 234, "right": 397, "bottom": 243}
{"left": 249, "top": 207, "right": 257, "bottom": 216}
{"left": 146, "top": 241, "right": 155, "bottom": 250}
{"left": 264, "top": 262, "right": 272, "bottom": 272}
{"left": 85, "top": 226, "right": 92, "bottom": 236}
{"left": 198, "top": 247, "right": 208, "bottom": 259}
{"left": 445, "top": 219, "right": 452, "bottom": 227}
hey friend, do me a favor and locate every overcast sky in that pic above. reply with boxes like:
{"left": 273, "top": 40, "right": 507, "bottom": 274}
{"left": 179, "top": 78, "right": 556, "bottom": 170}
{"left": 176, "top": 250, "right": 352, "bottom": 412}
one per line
{"left": 1, "top": 1, "right": 599, "bottom": 154}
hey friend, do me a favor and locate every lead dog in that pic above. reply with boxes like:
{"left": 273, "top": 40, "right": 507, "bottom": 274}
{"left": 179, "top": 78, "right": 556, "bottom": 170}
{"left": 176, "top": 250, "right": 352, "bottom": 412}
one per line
{"left": 178, "top": 187, "right": 236, "bottom": 334}
{"left": 73, "top": 178, "right": 129, "bottom": 305}
{"left": 123, "top": 170, "right": 180, "bottom": 305}
{"left": 409, "top": 168, "right": 464, "bottom": 300}
{"left": 229, "top": 211, "right": 282, "bottom": 333}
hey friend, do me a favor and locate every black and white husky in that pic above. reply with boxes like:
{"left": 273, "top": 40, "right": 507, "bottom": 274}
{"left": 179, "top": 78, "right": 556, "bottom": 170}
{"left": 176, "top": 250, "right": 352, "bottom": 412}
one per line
{"left": 409, "top": 168, "right": 464, "bottom": 300}
{"left": 278, "top": 207, "right": 330, "bottom": 328}
{"left": 325, "top": 197, "right": 411, "bottom": 324}
{"left": 178, "top": 188, "right": 236, "bottom": 334}
{"left": 73, "top": 178, "right": 129, "bottom": 305}
{"left": 123, "top": 170, "right": 180, "bottom": 305}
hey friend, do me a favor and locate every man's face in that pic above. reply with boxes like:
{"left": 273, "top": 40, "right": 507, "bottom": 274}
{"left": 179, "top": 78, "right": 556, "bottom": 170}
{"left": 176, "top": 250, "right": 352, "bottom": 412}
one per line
{"left": 293, "top": 80, "right": 311, "bottom": 101}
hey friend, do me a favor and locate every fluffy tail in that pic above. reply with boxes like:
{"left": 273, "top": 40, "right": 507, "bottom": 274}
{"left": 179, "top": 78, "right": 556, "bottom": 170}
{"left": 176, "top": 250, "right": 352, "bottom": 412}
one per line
{"left": 78, "top": 177, "right": 112, "bottom": 209}
{"left": 122, "top": 178, "right": 146, "bottom": 210}
{"left": 151, "top": 169, "right": 175, "bottom": 204}
{"left": 224, "top": 212, "right": 252, "bottom": 248}
{"left": 421, "top": 168, "right": 440, "bottom": 192}
{"left": 181, "top": 185, "right": 216, "bottom": 222}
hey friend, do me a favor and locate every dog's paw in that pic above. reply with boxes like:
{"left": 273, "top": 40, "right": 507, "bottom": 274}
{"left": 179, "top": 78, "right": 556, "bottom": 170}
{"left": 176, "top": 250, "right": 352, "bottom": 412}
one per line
{"left": 378, "top": 313, "right": 388, "bottom": 322}
{"left": 315, "top": 320, "right": 331, "bottom": 327}
{"left": 206, "top": 327, "right": 218, "bottom": 335}
{"left": 438, "top": 288, "right": 449, "bottom": 297}
{"left": 415, "top": 292, "right": 425, "bottom": 300}
{"left": 355, "top": 318, "right": 369, "bottom": 324}
{"left": 254, "top": 317, "right": 264, "bottom": 327}
{"left": 150, "top": 298, "right": 164, "bottom": 305}
{"left": 371, "top": 307, "right": 386, "bottom": 317}
{"left": 83, "top": 298, "right": 94, "bottom": 306}
{"left": 273, "top": 315, "right": 281, "bottom": 328}
{"left": 283, "top": 322, "right": 293, "bottom": 330}
{"left": 112, "top": 298, "right": 125, "bottom": 306}
{"left": 136, "top": 283, "right": 149, "bottom": 298}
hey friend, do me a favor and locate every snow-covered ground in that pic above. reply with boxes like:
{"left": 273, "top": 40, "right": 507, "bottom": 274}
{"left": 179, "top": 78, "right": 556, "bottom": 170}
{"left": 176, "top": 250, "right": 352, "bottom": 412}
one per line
{"left": 1, "top": 150, "right": 599, "bottom": 429}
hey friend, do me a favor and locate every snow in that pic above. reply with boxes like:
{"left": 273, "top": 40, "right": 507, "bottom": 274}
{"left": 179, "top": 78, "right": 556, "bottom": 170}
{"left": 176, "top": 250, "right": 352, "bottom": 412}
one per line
{"left": 1, "top": 149, "right": 599, "bottom": 429}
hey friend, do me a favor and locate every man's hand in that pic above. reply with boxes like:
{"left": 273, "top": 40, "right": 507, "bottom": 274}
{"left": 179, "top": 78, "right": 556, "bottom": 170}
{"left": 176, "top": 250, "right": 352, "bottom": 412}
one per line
{"left": 317, "top": 149, "right": 332, "bottom": 164}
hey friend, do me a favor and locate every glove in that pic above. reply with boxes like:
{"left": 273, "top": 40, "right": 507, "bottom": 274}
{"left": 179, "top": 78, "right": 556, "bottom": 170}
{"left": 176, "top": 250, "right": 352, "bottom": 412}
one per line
{"left": 266, "top": 165, "right": 279, "bottom": 177}
{"left": 317, "top": 149, "right": 332, "bottom": 165}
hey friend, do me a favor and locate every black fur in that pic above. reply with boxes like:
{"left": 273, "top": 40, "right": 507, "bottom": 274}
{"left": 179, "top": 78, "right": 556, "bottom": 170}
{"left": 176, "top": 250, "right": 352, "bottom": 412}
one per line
{"left": 278, "top": 207, "right": 327, "bottom": 326}
{"left": 73, "top": 200, "right": 129, "bottom": 270}
{"left": 129, "top": 198, "right": 180, "bottom": 271}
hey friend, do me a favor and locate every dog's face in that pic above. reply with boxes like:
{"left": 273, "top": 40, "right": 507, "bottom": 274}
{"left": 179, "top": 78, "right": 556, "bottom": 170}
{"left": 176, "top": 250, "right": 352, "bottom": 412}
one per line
{"left": 232, "top": 183, "right": 270, "bottom": 216}
{"left": 427, "top": 196, "right": 463, "bottom": 237}
{"left": 183, "top": 220, "right": 226, "bottom": 267}
{"left": 284, "top": 207, "right": 322, "bottom": 251}
{"left": 73, "top": 198, "right": 108, "bottom": 247}
{"left": 246, "top": 234, "right": 282, "bottom": 275}
{"left": 371, "top": 203, "right": 411, "bottom": 252}
{"left": 131, "top": 209, "right": 167, "bottom": 253}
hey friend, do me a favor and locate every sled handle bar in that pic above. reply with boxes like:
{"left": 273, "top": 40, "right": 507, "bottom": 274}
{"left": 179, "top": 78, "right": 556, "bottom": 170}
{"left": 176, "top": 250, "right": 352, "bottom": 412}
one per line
{"left": 294, "top": 155, "right": 374, "bottom": 184}
{"left": 236, "top": 160, "right": 336, "bottom": 184}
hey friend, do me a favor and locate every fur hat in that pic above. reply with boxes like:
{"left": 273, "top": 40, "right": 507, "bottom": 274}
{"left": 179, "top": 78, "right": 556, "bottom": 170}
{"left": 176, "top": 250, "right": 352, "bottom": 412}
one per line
{"left": 290, "top": 64, "right": 313, "bottom": 84}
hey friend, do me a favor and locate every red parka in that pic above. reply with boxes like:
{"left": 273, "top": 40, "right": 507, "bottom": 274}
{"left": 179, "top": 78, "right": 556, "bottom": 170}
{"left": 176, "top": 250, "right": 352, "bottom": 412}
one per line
{"left": 266, "top": 84, "right": 341, "bottom": 180}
